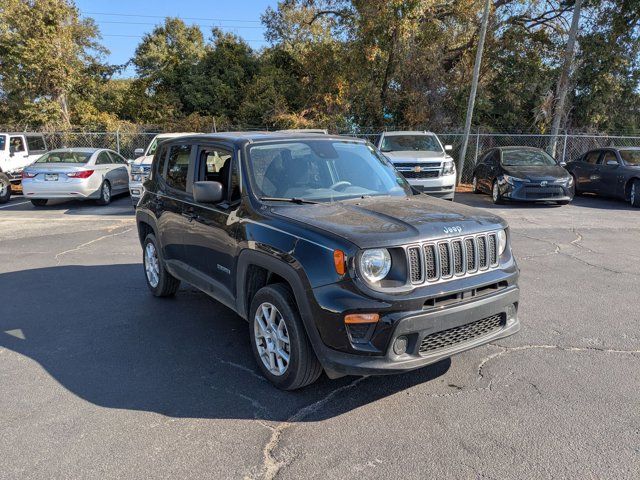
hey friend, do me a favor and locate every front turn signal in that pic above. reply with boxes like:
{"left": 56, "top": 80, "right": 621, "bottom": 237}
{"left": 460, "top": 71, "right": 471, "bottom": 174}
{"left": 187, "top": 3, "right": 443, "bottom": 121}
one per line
{"left": 344, "top": 313, "right": 380, "bottom": 324}
{"left": 333, "top": 249, "right": 346, "bottom": 275}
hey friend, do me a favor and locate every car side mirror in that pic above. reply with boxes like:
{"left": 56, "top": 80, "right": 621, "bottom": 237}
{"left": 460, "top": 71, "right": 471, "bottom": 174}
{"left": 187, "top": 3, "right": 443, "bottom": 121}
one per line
{"left": 193, "top": 181, "right": 224, "bottom": 204}
{"left": 559, "top": 161, "right": 567, "bottom": 167}
{"left": 606, "top": 160, "right": 618, "bottom": 166}
{"left": 134, "top": 148, "right": 145, "bottom": 157}
{"left": 444, "top": 145, "right": 453, "bottom": 151}
{"left": 127, "top": 159, "right": 134, "bottom": 166}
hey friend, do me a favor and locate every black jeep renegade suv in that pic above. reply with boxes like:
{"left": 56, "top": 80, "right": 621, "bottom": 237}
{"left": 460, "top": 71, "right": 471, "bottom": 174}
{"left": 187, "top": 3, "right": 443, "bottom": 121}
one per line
{"left": 135, "top": 133, "right": 520, "bottom": 390}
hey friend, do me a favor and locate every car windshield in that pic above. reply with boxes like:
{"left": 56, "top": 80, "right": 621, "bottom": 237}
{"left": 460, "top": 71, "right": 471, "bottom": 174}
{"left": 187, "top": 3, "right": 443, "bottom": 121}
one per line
{"left": 380, "top": 134, "right": 442, "bottom": 153}
{"left": 0, "top": 135, "right": 5, "bottom": 151}
{"left": 501, "top": 149, "right": 557, "bottom": 167}
{"left": 247, "top": 140, "right": 412, "bottom": 202}
{"left": 147, "top": 138, "right": 159, "bottom": 156}
{"left": 619, "top": 150, "right": 640, "bottom": 166}
{"left": 35, "top": 151, "right": 92, "bottom": 164}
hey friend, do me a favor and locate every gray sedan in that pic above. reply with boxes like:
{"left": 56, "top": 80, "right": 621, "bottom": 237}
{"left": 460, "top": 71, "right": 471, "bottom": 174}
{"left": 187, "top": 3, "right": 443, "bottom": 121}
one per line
{"left": 21, "top": 148, "right": 130, "bottom": 206}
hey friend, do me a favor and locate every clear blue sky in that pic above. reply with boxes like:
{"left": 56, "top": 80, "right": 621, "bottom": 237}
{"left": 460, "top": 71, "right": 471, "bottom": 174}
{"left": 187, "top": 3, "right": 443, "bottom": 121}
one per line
{"left": 75, "top": 0, "right": 278, "bottom": 77}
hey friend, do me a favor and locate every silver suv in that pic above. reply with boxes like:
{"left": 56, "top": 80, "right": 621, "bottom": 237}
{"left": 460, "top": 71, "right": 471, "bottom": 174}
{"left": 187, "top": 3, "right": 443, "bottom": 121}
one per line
{"left": 376, "top": 131, "right": 456, "bottom": 200}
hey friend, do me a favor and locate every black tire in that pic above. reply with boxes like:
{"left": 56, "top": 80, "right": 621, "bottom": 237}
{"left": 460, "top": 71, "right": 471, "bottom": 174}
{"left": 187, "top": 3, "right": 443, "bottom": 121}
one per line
{"left": 31, "top": 199, "right": 48, "bottom": 207}
{"left": 472, "top": 176, "right": 481, "bottom": 194}
{"left": 492, "top": 180, "right": 503, "bottom": 204}
{"left": 96, "top": 180, "right": 112, "bottom": 206}
{"left": 570, "top": 174, "right": 581, "bottom": 196}
{"left": 143, "top": 233, "right": 180, "bottom": 297}
{"left": 0, "top": 173, "right": 11, "bottom": 204}
{"left": 556, "top": 200, "right": 570, "bottom": 206}
{"left": 630, "top": 179, "right": 640, "bottom": 208}
{"left": 249, "top": 283, "right": 322, "bottom": 390}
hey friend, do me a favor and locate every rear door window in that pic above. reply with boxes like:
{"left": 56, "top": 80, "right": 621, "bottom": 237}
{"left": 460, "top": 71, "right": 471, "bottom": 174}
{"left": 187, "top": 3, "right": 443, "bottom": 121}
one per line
{"left": 26, "top": 135, "right": 46, "bottom": 153}
{"left": 107, "top": 151, "right": 127, "bottom": 164}
{"left": 165, "top": 144, "right": 192, "bottom": 191}
{"left": 584, "top": 151, "right": 601, "bottom": 164}
{"left": 96, "top": 151, "right": 112, "bottom": 165}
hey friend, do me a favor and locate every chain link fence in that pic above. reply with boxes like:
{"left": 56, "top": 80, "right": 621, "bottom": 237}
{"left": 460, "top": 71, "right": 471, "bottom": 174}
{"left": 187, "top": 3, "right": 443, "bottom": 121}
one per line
{"left": 20, "top": 130, "right": 640, "bottom": 184}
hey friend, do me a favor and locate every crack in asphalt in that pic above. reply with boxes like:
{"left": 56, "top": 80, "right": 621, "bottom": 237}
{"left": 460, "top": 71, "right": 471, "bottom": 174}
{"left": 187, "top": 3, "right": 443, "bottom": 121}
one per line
{"left": 254, "top": 377, "right": 368, "bottom": 480}
{"left": 54, "top": 226, "right": 134, "bottom": 264}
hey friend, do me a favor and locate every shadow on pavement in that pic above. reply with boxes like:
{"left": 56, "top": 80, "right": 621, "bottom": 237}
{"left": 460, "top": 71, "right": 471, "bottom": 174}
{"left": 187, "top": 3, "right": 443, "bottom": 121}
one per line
{"left": 2, "top": 195, "right": 134, "bottom": 216}
{"left": 0, "top": 264, "right": 449, "bottom": 422}
{"left": 454, "top": 191, "right": 637, "bottom": 211}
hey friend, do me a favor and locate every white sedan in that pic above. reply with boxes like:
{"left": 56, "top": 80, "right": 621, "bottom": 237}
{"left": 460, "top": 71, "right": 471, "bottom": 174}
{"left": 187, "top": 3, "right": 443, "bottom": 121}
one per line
{"left": 21, "top": 148, "right": 130, "bottom": 206}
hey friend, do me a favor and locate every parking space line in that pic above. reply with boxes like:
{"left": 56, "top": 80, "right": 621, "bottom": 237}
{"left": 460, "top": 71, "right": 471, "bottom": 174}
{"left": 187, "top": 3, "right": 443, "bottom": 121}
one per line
{"left": 0, "top": 201, "right": 30, "bottom": 209}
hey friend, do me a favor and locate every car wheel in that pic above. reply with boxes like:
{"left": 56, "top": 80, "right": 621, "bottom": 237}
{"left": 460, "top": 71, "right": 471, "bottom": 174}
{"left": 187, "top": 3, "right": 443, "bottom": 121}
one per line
{"left": 0, "top": 173, "right": 11, "bottom": 204}
{"left": 249, "top": 283, "right": 322, "bottom": 390}
{"left": 96, "top": 180, "right": 111, "bottom": 206}
{"left": 492, "top": 180, "right": 503, "bottom": 204}
{"left": 631, "top": 179, "right": 640, "bottom": 208}
{"left": 570, "top": 174, "right": 580, "bottom": 196}
{"left": 556, "top": 200, "right": 570, "bottom": 206}
{"left": 143, "top": 233, "right": 180, "bottom": 297}
{"left": 472, "top": 176, "right": 481, "bottom": 194}
{"left": 31, "top": 199, "right": 48, "bottom": 207}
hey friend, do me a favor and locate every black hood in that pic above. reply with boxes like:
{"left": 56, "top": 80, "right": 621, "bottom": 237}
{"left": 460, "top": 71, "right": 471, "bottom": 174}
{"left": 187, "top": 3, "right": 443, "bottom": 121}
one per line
{"left": 503, "top": 164, "right": 569, "bottom": 181}
{"left": 270, "top": 195, "right": 506, "bottom": 249}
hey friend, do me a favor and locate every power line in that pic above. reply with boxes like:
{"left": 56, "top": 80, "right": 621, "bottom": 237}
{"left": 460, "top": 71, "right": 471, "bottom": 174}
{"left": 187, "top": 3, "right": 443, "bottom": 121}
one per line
{"left": 95, "top": 20, "right": 265, "bottom": 29}
{"left": 102, "top": 34, "right": 268, "bottom": 43}
{"left": 83, "top": 11, "right": 262, "bottom": 23}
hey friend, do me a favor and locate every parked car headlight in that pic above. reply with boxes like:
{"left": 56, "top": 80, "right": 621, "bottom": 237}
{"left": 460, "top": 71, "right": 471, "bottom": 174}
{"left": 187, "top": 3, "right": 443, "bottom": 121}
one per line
{"left": 359, "top": 249, "right": 391, "bottom": 283}
{"left": 497, "top": 229, "right": 508, "bottom": 255}
{"left": 442, "top": 161, "right": 455, "bottom": 176}
{"left": 503, "top": 175, "right": 529, "bottom": 185}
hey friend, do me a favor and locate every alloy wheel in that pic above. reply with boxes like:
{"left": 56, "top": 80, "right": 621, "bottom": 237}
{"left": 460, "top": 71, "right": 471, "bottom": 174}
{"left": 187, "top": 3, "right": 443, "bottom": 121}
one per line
{"left": 254, "top": 302, "right": 291, "bottom": 376}
{"left": 0, "top": 180, "right": 7, "bottom": 197}
{"left": 472, "top": 176, "right": 477, "bottom": 192}
{"left": 103, "top": 183, "right": 111, "bottom": 203}
{"left": 632, "top": 182, "right": 636, "bottom": 205}
{"left": 492, "top": 182, "right": 499, "bottom": 202}
{"left": 144, "top": 242, "right": 160, "bottom": 288}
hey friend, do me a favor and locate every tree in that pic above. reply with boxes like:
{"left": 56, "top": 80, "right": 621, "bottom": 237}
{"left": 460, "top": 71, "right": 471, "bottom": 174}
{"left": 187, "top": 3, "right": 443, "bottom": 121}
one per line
{"left": 0, "top": 0, "right": 107, "bottom": 128}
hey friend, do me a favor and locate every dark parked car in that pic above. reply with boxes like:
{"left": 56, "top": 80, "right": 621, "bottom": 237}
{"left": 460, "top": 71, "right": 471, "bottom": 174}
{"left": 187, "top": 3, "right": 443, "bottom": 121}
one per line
{"left": 472, "top": 147, "right": 574, "bottom": 205}
{"left": 136, "top": 133, "right": 520, "bottom": 390}
{"left": 564, "top": 147, "right": 640, "bottom": 208}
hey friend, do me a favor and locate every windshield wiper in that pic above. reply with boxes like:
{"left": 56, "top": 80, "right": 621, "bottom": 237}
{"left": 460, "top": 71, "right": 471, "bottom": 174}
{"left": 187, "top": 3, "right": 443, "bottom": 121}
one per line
{"left": 259, "top": 197, "right": 319, "bottom": 205}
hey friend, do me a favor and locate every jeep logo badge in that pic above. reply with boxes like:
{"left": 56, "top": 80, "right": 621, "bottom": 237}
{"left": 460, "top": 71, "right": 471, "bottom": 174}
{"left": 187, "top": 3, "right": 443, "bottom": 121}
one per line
{"left": 444, "top": 226, "right": 463, "bottom": 235}
{"left": 540, "top": 181, "right": 548, "bottom": 187}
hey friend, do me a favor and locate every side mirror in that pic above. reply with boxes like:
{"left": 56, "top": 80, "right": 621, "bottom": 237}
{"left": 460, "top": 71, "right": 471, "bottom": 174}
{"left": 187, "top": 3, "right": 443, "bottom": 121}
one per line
{"left": 606, "top": 160, "right": 618, "bottom": 166}
{"left": 134, "top": 148, "right": 145, "bottom": 157}
{"left": 127, "top": 159, "right": 134, "bottom": 166}
{"left": 444, "top": 145, "right": 453, "bottom": 151}
{"left": 559, "top": 161, "right": 567, "bottom": 167}
{"left": 193, "top": 181, "right": 224, "bottom": 204}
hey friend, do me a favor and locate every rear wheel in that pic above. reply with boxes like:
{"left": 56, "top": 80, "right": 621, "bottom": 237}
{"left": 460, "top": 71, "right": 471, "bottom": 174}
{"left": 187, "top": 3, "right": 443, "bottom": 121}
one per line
{"left": 143, "top": 233, "right": 180, "bottom": 297}
{"left": 249, "top": 284, "right": 322, "bottom": 390}
{"left": 31, "top": 199, "right": 48, "bottom": 207}
{"left": 0, "top": 174, "right": 11, "bottom": 204}
{"left": 96, "top": 180, "right": 111, "bottom": 206}
{"left": 492, "top": 180, "right": 503, "bottom": 204}
{"left": 630, "top": 179, "right": 640, "bottom": 208}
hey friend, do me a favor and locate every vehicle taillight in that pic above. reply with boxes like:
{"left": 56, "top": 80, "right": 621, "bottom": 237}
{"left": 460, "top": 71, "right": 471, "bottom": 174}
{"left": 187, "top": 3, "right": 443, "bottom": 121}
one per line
{"left": 21, "top": 171, "right": 37, "bottom": 178}
{"left": 66, "top": 170, "right": 94, "bottom": 179}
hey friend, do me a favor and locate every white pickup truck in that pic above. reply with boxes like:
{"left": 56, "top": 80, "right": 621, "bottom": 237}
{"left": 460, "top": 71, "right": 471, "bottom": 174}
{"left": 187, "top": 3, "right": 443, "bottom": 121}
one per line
{"left": 0, "top": 132, "right": 48, "bottom": 203}
{"left": 376, "top": 131, "right": 456, "bottom": 200}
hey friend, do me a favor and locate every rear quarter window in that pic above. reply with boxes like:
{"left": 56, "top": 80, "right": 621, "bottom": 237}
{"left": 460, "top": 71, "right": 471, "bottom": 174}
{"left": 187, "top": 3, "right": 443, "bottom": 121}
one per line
{"left": 165, "top": 144, "right": 192, "bottom": 191}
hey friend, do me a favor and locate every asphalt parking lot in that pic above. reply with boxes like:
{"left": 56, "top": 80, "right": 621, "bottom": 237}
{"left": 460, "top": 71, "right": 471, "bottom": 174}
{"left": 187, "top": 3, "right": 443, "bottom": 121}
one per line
{"left": 1, "top": 192, "right": 638, "bottom": 479}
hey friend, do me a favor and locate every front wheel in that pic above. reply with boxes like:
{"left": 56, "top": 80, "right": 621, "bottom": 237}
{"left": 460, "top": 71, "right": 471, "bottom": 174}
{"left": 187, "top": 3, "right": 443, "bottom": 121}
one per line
{"left": 96, "top": 180, "right": 111, "bottom": 206}
{"left": 630, "top": 179, "right": 640, "bottom": 208}
{"left": 492, "top": 180, "right": 503, "bottom": 204}
{"left": 249, "top": 284, "right": 322, "bottom": 390}
{"left": 472, "top": 176, "right": 481, "bottom": 194}
{"left": 143, "top": 233, "right": 180, "bottom": 297}
{"left": 0, "top": 174, "right": 11, "bottom": 204}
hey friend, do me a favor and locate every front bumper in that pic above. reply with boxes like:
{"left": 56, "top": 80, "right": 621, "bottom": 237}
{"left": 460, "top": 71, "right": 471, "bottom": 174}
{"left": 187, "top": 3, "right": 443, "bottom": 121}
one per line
{"left": 500, "top": 180, "right": 573, "bottom": 203}
{"left": 129, "top": 180, "right": 145, "bottom": 206}
{"left": 408, "top": 173, "right": 456, "bottom": 199}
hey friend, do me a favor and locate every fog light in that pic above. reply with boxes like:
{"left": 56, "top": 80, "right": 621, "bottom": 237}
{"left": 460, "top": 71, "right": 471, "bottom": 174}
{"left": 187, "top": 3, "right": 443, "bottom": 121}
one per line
{"left": 506, "top": 304, "right": 517, "bottom": 325}
{"left": 393, "top": 336, "right": 408, "bottom": 355}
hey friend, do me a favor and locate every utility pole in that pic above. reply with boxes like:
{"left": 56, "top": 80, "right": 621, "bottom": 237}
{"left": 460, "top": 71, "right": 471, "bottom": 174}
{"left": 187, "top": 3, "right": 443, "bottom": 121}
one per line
{"left": 458, "top": 0, "right": 491, "bottom": 184}
{"left": 549, "top": 0, "right": 583, "bottom": 158}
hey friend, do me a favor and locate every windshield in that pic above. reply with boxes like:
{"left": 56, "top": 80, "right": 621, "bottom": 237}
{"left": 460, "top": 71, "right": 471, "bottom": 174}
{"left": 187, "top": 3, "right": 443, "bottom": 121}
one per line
{"left": 146, "top": 138, "right": 159, "bottom": 156}
{"left": 380, "top": 134, "right": 442, "bottom": 153}
{"left": 0, "top": 135, "right": 5, "bottom": 151}
{"left": 35, "top": 151, "right": 92, "bottom": 164}
{"left": 501, "top": 149, "right": 557, "bottom": 167}
{"left": 247, "top": 140, "right": 412, "bottom": 202}
{"left": 619, "top": 150, "right": 640, "bottom": 166}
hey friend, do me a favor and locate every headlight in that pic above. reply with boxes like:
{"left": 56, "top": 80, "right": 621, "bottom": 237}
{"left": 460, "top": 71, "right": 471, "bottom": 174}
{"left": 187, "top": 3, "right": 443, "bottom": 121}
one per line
{"left": 566, "top": 176, "right": 574, "bottom": 185}
{"left": 497, "top": 229, "right": 507, "bottom": 255}
{"left": 503, "top": 175, "right": 529, "bottom": 185}
{"left": 442, "top": 160, "right": 455, "bottom": 176}
{"left": 359, "top": 249, "right": 391, "bottom": 283}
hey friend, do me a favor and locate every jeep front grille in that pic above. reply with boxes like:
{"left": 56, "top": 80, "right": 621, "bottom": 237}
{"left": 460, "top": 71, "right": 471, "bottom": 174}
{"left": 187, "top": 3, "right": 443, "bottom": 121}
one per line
{"left": 407, "top": 232, "right": 500, "bottom": 285}
{"left": 419, "top": 313, "right": 506, "bottom": 355}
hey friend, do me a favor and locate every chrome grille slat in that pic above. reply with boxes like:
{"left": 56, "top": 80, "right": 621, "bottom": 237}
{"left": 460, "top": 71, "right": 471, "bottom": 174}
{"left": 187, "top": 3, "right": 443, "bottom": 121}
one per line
{"left": 406, "top": 231, "right": 500, "bottom": 286}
